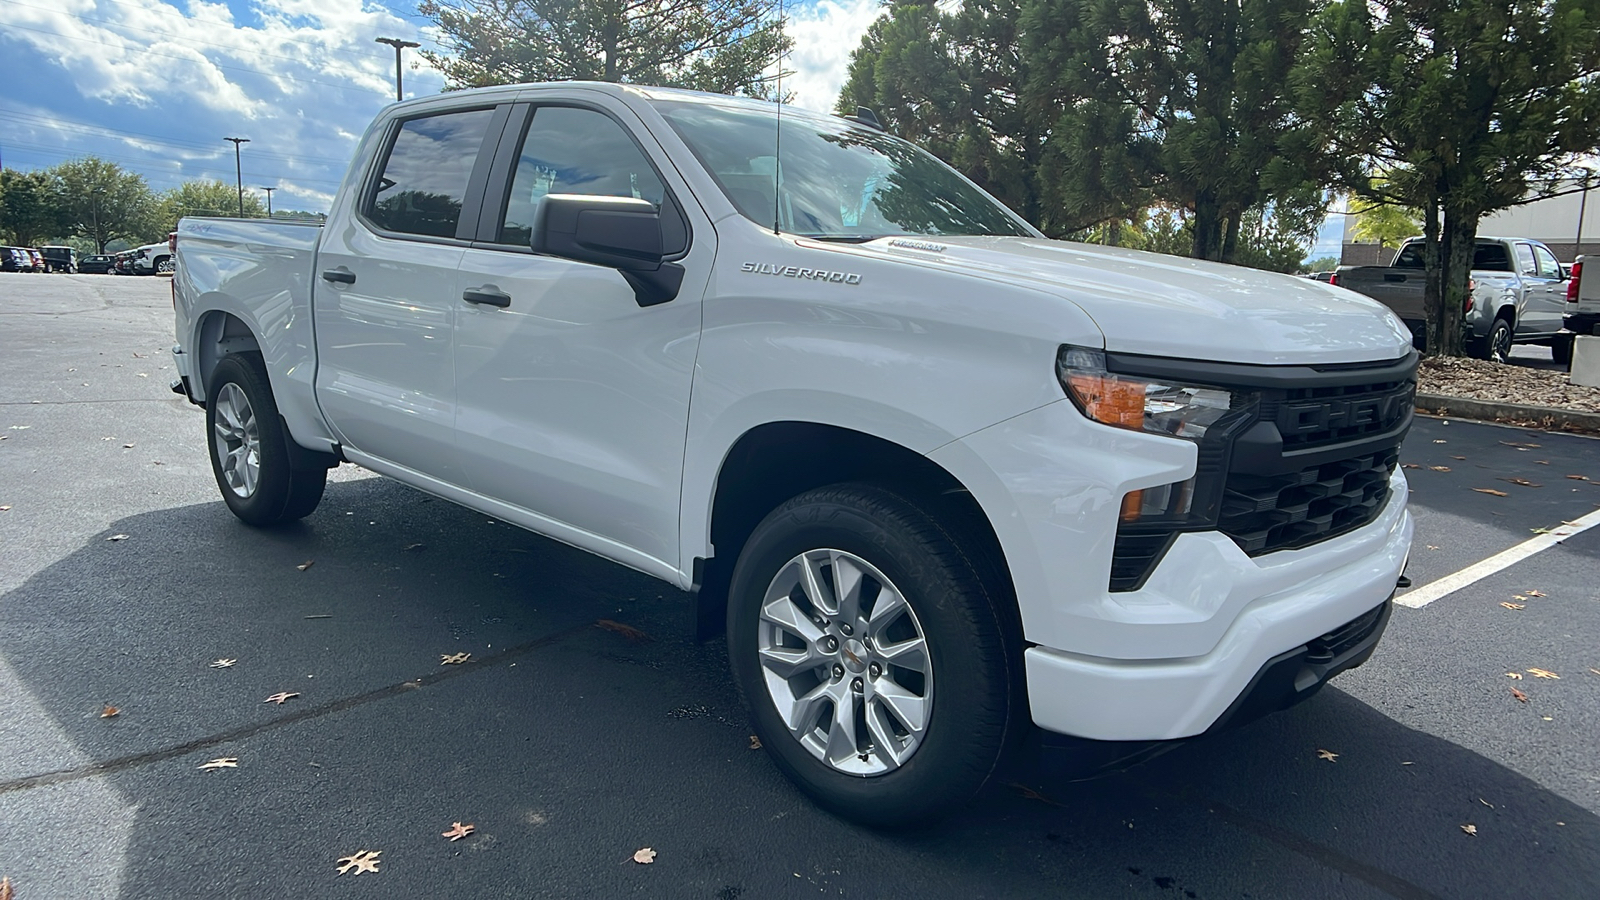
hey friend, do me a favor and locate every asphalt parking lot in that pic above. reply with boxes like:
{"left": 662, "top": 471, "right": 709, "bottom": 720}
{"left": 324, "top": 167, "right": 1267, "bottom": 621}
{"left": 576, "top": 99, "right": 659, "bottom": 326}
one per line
{"left": 1, "top": 272, "right": 1597, "bottom": 899}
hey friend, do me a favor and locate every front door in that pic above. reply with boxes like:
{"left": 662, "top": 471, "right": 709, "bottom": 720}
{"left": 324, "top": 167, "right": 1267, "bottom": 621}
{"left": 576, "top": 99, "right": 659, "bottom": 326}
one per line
{"left": 453, "top": 102, "right": 710, "bottom": 569}
{"left": 314, "top": 106, "right": 501, "bottom": 484}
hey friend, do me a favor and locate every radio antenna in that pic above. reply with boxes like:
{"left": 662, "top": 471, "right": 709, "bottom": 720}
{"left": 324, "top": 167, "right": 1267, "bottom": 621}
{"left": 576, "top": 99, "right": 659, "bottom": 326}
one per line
{"left": 773, "top": 0, "right": 783, "bottom": 235}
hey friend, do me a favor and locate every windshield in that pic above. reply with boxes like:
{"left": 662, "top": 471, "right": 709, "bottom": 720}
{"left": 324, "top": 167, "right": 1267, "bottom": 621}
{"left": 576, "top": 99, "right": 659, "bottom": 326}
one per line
{"left": 653, "top": 100, "right": 1033, "bottom": 240}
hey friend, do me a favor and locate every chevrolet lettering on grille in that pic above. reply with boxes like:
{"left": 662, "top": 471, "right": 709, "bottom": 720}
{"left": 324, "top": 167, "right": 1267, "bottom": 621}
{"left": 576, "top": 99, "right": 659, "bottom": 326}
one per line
{"left": 1276, "top": 385, "right": 1414, "bottom": 437}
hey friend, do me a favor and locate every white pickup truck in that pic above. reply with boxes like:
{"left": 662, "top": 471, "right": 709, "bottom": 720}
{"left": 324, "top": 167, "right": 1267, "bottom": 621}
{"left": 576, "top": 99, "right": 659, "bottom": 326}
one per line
{"left": 172, "top": 82, "right": 1416, "bottom": 825}
{"left": 1569, "top": 255, "right": 1600, "bottom": 335}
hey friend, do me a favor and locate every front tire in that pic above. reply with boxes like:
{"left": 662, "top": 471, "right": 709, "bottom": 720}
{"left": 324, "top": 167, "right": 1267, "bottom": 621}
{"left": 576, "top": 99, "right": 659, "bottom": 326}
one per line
{"left": 156, "top": 256, "right": 174, "bottom": 274}
{"left": 206, "top": 354, "right": 325, "bottom": 526}
{"left": 727, "top": 484, "right": 1019, "bottom": 827}
{"left": 1473, "top": 317, "right": 1513, "bottom": 363}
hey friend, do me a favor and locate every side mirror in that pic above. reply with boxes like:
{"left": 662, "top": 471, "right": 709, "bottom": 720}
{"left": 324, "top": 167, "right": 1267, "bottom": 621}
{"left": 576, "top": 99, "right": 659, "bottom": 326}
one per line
{"left": 530, "top": 194, "right": 684, "bottom": 307}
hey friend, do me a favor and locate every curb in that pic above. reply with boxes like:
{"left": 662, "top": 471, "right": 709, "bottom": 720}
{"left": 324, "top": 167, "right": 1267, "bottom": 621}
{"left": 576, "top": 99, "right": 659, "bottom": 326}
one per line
{"left": 1415, "top": 392, "right": 1600, "bottom": 434}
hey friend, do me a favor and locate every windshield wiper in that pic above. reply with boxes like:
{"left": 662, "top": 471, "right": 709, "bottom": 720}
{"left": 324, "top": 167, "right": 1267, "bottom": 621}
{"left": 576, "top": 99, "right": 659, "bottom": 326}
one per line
{"left": 803, "top": 234, "right": 884, "bottom": 243}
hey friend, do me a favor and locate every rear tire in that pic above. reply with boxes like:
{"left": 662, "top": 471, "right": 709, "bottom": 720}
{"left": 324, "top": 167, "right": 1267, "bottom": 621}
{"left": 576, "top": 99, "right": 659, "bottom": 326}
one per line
{"left": 1552, "top": 334, "right": 1573, "bottom": 367}
{"left": 727, "top": 483, "right": 1019, "bottom": 827}
{"left": 206, "top": 354, "right": 325, "bottom": 526}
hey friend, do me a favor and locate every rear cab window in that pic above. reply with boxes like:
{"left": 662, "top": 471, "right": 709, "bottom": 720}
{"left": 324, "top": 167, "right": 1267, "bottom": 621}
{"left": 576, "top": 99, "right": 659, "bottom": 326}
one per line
{"left": 364, "top": 108, "right": 498, "bottom": 239}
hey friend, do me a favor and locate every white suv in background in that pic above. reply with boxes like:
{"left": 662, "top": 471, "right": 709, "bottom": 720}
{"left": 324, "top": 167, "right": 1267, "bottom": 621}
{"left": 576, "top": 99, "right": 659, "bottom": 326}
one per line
{"left": 132, "top": 241, "right": 175, "bottom": 275}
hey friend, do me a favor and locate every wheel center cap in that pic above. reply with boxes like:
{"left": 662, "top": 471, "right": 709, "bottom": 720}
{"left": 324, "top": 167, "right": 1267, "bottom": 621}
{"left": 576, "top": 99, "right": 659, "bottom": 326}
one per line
{"left": 841, "top": 638, "right": 868, "bottom": 673}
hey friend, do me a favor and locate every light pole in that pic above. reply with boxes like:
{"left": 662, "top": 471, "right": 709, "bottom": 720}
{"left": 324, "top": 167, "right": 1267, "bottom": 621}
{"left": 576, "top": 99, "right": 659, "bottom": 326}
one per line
{"left": 375, "top": 37, "right": 420, "bottom": 102}
{"left": 91, "top": 187, "right": 107, "bottom": 253}
{"left": 224, "top": 137, "right": 250, "bottom": 216}
{"left": 262, "top": 186, "right": 275, "bottom": 218}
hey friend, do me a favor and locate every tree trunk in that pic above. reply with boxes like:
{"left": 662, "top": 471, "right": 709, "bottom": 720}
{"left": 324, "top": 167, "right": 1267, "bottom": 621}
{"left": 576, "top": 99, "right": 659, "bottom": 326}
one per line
{"left": 1422, "top": 199, "right": 1441, "bottom": 354}
{"left": 1220, "top": 210, "right": 1241, "bottom": 265}
{"left": 1192, "top": 192, "right": 1223, "bottom": 261}
{"left": 1436, "top": 208, "right": 1479, "bottom": 358}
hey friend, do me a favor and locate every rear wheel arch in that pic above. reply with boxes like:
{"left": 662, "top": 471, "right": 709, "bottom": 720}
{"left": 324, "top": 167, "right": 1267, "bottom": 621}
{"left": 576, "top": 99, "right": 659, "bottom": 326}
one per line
{"left": 194, "top": 309, "right": 261, "bottom": 400}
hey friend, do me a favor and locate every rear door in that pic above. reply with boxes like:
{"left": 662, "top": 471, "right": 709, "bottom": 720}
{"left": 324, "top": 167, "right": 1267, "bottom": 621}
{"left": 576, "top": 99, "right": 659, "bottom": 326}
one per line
{"left": 451, "top": 99, "right": 711, "bottom": 570}
{"left": 313, "top": 104, "right": 509, "bottom": 485}
{"left": 1513, "top": 242, "right": 1562, "bottom": 337}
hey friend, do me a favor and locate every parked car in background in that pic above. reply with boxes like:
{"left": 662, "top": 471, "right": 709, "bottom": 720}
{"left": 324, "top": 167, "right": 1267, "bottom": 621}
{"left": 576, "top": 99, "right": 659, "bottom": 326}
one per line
{"left": 1333, "top": 236, "right": 1573, "bottom": 363}
{"left": 1569, "top": 256, "right": 1600, "bottom": 336}
{"left": 78, "top": 254, "right": 115, "bottom": 274}
{"left": 112, "top": 251, "right": 137, "bottom": 275}
{"left": 27, "top": 249, "right": 47, "bottom": 272}
{"left": 1306, "top": 271, "right": 1334, "bottom": 283}
{"left": 39, "top": 246, "right": 78, "bottom": 273}
{"left": 0, "top": 248, "right": 31, "bottom": 272}
{"left": 131, "top": 241, "right": 174, "bottom": 275}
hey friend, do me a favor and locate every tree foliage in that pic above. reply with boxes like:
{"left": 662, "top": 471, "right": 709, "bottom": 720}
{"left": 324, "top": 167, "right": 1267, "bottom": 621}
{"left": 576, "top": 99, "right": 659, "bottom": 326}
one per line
{"left": 1350, "top": 198, "right": 1421, "bottom": 249}
{"left": 1296, "top": 0, "right": 1600, "bottom": 355}
{"left": 51, "top": 157, "right": 160, "bottom": 252}
{"left": 0, "top": 169, "right": 64, "bottom": 246}
{"left": 420, "top": 0, "right": 790, "bottom": 97}
{"left": 156, "top": 180, "right": 265, "bottom": 232}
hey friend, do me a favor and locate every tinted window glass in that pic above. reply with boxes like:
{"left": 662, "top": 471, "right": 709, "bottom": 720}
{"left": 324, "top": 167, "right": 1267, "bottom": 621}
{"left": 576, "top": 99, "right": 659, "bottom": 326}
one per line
{"left": 367, "top": 108, "right": 495, "bottom": 238}
{"left": 1473, "top": 243, "right": 1511, "bottom": 271}
{"left": 1532, "top": 244, "right": 1562, "bottom": 279}
{"left": 654, "top": 100, "right": 1032, "bottom": 239}
{"left": 1393, "top": 244, "right": 1424, "bottom": 268}
{"left": 500, "top": 107, "right": 666, "bottom": 246}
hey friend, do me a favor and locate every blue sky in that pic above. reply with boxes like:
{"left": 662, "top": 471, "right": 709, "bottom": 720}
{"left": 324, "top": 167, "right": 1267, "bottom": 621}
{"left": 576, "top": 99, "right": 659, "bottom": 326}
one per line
{"left": 0, "top": 0, "right": 1345, "bottom": 256}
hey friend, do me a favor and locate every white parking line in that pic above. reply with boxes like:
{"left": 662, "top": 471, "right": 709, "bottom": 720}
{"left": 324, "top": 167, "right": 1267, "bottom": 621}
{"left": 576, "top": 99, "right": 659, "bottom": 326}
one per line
{"left": 1396, "top": 506, "right": 1600, "bottom": 609}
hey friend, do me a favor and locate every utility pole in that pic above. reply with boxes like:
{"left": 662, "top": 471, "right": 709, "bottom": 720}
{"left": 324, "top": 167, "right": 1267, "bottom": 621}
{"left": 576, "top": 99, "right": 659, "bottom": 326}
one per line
{"left": 375, "top": 37, "right": 421, "bottom": 102}
{"left": 91, "top": 187, "right": 107, "bottom": 253}
{"left": 225, "top": 137, "right": 250, "bottom": 216}
{"left": 262, "top": 186, "right": 275, "bottom": 218}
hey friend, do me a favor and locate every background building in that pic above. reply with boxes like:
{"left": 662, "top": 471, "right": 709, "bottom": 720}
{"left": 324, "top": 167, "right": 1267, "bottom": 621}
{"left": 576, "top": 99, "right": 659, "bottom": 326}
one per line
{"left": 1341, "top": 178, "right": 1599, "bottom": 265}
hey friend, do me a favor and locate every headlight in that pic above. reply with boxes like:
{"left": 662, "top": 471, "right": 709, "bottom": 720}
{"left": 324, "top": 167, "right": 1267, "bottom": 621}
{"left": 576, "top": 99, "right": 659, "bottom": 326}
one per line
{"left": 1056, "top": 346, "right": 1241, "bottom": 441}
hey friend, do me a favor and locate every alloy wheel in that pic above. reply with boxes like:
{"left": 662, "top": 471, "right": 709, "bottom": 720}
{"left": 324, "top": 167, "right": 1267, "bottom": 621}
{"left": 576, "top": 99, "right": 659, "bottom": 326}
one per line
{"left": 212, "top": 382, "right": 261, "bottom": 498}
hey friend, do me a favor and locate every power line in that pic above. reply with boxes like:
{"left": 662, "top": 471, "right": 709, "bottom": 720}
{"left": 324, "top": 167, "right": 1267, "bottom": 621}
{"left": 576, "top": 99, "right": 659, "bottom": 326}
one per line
{"left": 0, "top": 109, "right": 355, "bottom": 166}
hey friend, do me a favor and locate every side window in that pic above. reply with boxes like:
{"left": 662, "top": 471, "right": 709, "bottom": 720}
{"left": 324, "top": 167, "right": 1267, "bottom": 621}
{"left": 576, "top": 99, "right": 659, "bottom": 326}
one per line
{"left": 1532, "top": 244, "right": 1562, "bottom": 279}
{"left": 499, "top": 107, "right": 667, "bottom": 246}
{"left": 366, "top": 108, "right": 496, "bottom": 239}
{"left": 1513, "top": 243, "right": 1538, "bottom": 277}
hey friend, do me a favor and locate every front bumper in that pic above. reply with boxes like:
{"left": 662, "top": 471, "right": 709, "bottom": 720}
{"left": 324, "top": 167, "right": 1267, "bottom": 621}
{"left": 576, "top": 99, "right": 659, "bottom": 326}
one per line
{"left": 1024, "top": 482, "right": 1410, "bottom": 741}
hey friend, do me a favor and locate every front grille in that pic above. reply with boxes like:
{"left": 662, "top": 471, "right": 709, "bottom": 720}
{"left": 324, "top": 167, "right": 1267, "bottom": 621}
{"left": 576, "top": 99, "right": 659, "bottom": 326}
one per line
{"left": 1305, "top": 602, "right": 1388, "bottom": 663}
{"left": 1218, "top": 447, "right": 1399, "bottom": 555}
{"left": 1263, "top": 379, "right": 1415, "bottom": 450}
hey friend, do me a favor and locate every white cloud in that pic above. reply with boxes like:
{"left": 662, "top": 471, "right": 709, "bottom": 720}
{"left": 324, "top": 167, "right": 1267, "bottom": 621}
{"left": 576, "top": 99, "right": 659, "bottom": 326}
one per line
{"left": 783, "top": 0, "right": 886, "bottom": 113}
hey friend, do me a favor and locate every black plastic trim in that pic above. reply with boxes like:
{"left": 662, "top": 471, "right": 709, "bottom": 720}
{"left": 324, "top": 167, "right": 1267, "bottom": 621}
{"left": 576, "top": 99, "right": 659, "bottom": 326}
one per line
{"left": 1104, "top": 348, "right": 1419, "bottom": 391}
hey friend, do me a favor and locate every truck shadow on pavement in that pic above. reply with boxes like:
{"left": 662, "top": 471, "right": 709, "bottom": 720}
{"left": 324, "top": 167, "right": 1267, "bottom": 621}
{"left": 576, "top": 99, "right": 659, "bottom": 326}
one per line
{"left": 1, "top": 476, "right": 1596, "bottom": 899}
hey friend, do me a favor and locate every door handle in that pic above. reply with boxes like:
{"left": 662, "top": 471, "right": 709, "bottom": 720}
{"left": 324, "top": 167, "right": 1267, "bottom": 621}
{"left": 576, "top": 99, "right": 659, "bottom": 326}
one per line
{"left": 463, "top": 287, "right": 511, "bottom": 308}
{"left": 321, "top": 267, "right": 356, "bottom": 285}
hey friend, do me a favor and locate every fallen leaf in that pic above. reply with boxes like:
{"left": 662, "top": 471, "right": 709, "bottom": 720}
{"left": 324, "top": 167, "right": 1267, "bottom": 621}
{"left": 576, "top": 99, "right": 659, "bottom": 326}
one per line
{"left": 1006, "top": 781, "right": 1065, "bottom": 806}
{"left": 1528, "top": 668, "right": 1560, "bottom": 679}
{"left": 632, "top": 847, "right": 657, "bottom": 865}
{"left": 122, "top": 443, "right": 134, "bottom": 448}
{"left": 1451, "top": 456, "right": 1466, "bottom": 460}
{"left": 1530, "top": 527, "right": 1552, "bottom": 534}
{"left": 1473, "top": 488, "right": 1509, "bottom": 497}
{"left": 748, "top": 735, "right": 762, "bottom": 750}
{"left": 209, "top": 658, "right": 237, "bottom": 669}
{"left": 101, "top": 705, "right": 120, "bottom": 718}
{"left": 198, "top": 757, "right": 238, "bottom": 771}
{"left": 296, "top": 560, "right": 314, "bottom": 571}
{"left": 0, "top": 875, "right": 10, "bottom": 900}
{"left": 1589, "top": 668, "right": 1600, "bottom": 676}
{"left": 1541, "top": 715, "right": 1553, "bottom": 721}
{"left": 1402, "top": 463, "right": 1420, "bottom": 469}
{"left": 1535, "top": 460, "right": 1549, "bottom": 465}
{"left": 1500, "top": 602, "right": 1525, "bottom": 610}
{"left": 403, "top": 543, "right": 426, "bottom": 552}
{"left": 1498, "top": 477, "right": 1541, "bottom": 488}
{"left": 1511, "top": 687, "right": 1528, "bottom": 703}
{"left": 1461, "top": 824, "right": 1478, "bottom": 836}
{"left": 1433, "top": 439, "right": 1447, "bottom": 444}
{"left": 263, "top": 692, "right": 300, "bottom": 705}
{"left": 336, "top": 850, "right": 382, "bottom": 875}
{"left": 0, "top": 505, "right": 10, "bottom": 511}
{"left": 1499, "top": 441, "right": 1541, "bottom": 448}
{"left": 441, "top": 822, "right": 475, "bottom": 842}
{"left": 106, "top": 533, "right": 129, "bottom": 541}
{"left": 1505, "top": 672, "right": 1522, "bottom": 679}
{"left": 1567, "top": 475, "right": 1590, "bottom": 481}
{"left": 1400, "top": 761, "right": 1413, "bottom": 766}
{"left": 440, "top": 652, "right": 471, "bottom": 665}
{"left": 1316, "top": 749, "right": 1338, "bottom": 762}
{"left": 595, "top": 619, "right": 651, "bottom": 642}
{"left": 304, "top": 614, "right": 333, "bottom": 619}
{"left": 1479, "top": 797, "right": 1493, "bottom": 808}
{"left": 1426, "top": 544, "right": 1441, "bottom": 550}
{"left": 1525, "top": 589, "right": 1546, "bottom": 597}
{"left": 1428, "top": 465, "right": 1451, "bottom": 472}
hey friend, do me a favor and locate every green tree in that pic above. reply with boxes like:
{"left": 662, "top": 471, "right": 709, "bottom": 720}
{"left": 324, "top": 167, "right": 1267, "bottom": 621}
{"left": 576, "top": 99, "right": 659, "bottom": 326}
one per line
{"left": 49, "top": 157, "right": 158, "bottom": 252}
{"left": 156, "top": 180, "right": 266, "bottom": 232}
{"left": 419, "top": 0, "right": 789, "bottom": 97}
{"left": 1018, "top": 0, "right": 1338, "bottom": 262}
{"left": 0, "top": 169, "right": 65, "bottom": 246}
{"left": 1350, "top": 198, "right": 1421, "bottom": 250}
{"left": 1306, "top": 256, "right": 1339, "bottom": 272}
{"left": 1296, "top": 0, "right": 1600, "bottom": 355}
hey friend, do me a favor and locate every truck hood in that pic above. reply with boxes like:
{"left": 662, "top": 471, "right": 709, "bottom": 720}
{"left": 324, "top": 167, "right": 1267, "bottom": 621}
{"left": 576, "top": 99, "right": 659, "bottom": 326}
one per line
{"left": 856, "top": 236, "right": 1413, "bottom": 365}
